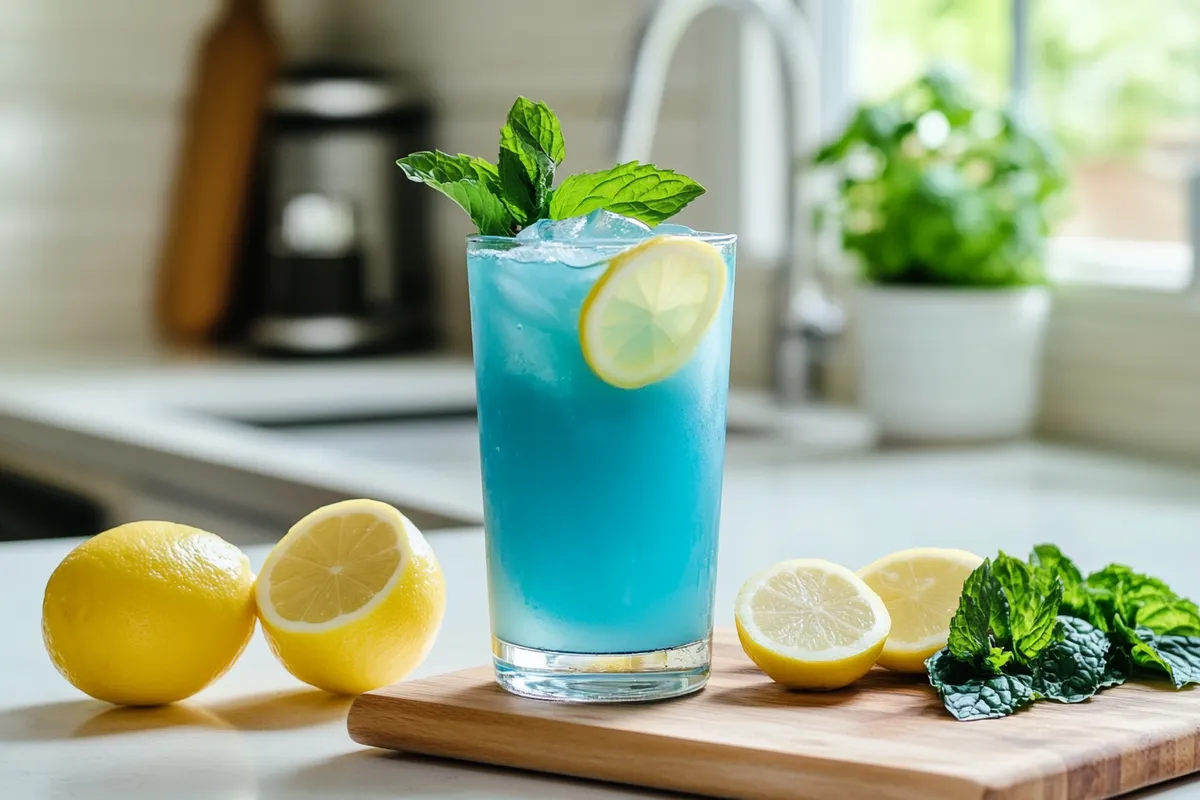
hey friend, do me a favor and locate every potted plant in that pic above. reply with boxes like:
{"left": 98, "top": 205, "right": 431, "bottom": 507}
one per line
{"left": 814, "top": 66, "right": 1068, "bottom": 441}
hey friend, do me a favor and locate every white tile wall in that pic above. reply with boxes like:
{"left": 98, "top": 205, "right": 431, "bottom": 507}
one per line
{"left": 0, "top": 0, "right": 737, "bottom": 361}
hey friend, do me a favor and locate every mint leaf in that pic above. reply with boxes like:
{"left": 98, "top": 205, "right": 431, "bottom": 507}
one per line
{"left": 1121, "top": 573, "right": 1181, "bottom": 618}
{"left": 1146, "top": 635, "right": 1200, "bottom": 687}
{"left": 498, "top": 98, "right": 563, "bottom": 224}
{"left": 502, "top": 97, "right": 565, "bottom": 166}
{"left": 947, "top": 559, "right": 1010, "bottom": 663}
{"left": 1030, "top": 545, "right": 1083, "bottom": 587}
{"left": 1101, "top": 647, "right": 1131, "bottom": 689}
{"left": 1083, "top": 564, "right": 1196, "bottom": 635}
{"left": 498, "top": 145, "right": 544, "bottom": 226}
{"left": 984, "top": 647, "right": 1013, "bottom": 672}
{"left": 1135, "top": 596, "right": 1200, "bottom": 637}
{"left": 1115, "top": 617, "right": 1200, "bottom": 688}
{"left": 436, "top": 181, "right": 517, "bottom": 237}
{"left": 397, "top": 151, "right": 514, "bottom": 236}
{"left": 993, "top": 552, "right": 1062, "bottom": 664}
{"left": 549, "top": 161, "right": 706, "bottom": 226}
{"left": 1030, "top": 543, "right": 1092, "bottom": 616}
{"left": 1086, "top": 564, "right": 1134, "bottom": 593}
{"left": 927, "top": 649, "right": 1035, "bottom": 721}
{"left": 1031, "top": 617, "right": 1108, "bottom": 703}
{"left": 397, "top": 150, "right": 500, "bottom": 186}
{"left": 1115, "top": 615, "right": 1176, "bottom": 679}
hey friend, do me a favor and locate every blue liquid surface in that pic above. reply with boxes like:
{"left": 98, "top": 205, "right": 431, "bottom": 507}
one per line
{"left": 467, "top": 237, "right": 736, "bottom": 654}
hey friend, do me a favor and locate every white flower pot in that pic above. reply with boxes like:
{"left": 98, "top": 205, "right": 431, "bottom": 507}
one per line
{"left": 856, "top": 285, "right": 1051, "bottom": 441}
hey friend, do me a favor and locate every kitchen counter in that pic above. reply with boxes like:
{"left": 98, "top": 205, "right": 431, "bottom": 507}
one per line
{"left": 6, "top": 445, "right": 1200, "bottom": 797}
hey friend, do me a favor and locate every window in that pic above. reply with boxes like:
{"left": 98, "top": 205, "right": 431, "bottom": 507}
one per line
{"left": 857, "top": 0, "right": 1200, "bottom": 289}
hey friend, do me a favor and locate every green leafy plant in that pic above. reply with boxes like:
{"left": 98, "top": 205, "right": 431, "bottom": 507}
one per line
{"left": 397, "top": 97, "right": 705, "bottom": 236}
{"left": 930, "top": 545, "right": 1200, "bottom": 721}
{"left": 813, "top": 67, "right": 1068, "bottom": 287}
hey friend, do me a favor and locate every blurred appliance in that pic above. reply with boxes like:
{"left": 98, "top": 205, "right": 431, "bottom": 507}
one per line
{"left": 238, "top": 63, "right": 436, "bottom": 355}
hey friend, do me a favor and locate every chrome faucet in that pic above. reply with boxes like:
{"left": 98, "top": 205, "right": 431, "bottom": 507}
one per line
{"left": 616, "top": 0, "right": 842, "bottom": 402}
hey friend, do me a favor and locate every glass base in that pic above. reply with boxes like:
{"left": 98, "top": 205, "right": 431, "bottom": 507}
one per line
{"left": 492, "top": 636, "right": 710, "bottom": 703}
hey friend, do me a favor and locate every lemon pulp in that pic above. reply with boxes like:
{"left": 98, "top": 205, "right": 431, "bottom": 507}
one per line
{"left": 858, "top": 547, "right": 983, "bottom": 672}
{"left": 256, "top": 499, "right": 445, "bottom": 695}
{"left": 735, "top": 558, "right": 891, "bottom": 690}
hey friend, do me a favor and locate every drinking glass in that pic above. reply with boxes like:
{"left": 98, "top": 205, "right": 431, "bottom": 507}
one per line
{"left": 466, "top": 230, "right": 736, "bottom": 702}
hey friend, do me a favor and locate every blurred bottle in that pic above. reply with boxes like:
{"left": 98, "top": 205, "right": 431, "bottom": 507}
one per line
{"left": 155, "top": 0, "right": 280, "bottom": 343}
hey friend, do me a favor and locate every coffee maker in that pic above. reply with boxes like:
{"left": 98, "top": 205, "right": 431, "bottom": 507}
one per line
{"left": 232, "top": 62, "right": 436, "bottom": 355}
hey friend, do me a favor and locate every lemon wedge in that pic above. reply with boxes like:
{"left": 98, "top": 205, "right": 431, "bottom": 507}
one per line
{"left": 255, "top": 499, "right": 445, "bottom": 695}
{"left": 735, "top": 559, "right": 891, "bottom": 690}
{"left": 858, "top": 547, "right": 983, "bottom": 673}
{"left": 579, "top": 235, "right": 727, "bottom": 389}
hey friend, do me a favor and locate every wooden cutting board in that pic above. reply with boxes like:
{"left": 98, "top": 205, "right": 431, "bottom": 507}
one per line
{"left": 348, "top": 629, "right": 1200, "bottom": 800}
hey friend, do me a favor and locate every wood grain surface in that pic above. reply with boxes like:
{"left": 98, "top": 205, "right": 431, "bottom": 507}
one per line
{"left": 348, "top": 629, "right": 1200, "bottom": 799}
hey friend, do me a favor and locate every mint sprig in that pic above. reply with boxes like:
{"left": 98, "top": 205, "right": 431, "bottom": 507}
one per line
{"left": 397, "top": 96, "right": 705, "bottom": 235}
{"left": 993, "top": 554, "right": 1063, "bottom": 664}
{"left": 930, "top": 545, "right": 1200, "bottom": 721}
{"left": 945, "top": 552, "right": 1061, "bottom": 672}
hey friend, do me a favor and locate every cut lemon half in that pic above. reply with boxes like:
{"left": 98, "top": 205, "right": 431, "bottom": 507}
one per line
{"left": 255, "top": 499, "right": 445, "bottom": 695}
{"left": 579, "top": 235, "right": 727, "bottom": 389}
{"left": 858, "top": 547, "right": 983, "bottom": 673}
{"left": 735, "top": 559, "right": 891, "bottom": 690}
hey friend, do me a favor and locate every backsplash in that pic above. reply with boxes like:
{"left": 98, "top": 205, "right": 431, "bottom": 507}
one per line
{"left": 0, "top": 0, "right": 731, "bottom": 358}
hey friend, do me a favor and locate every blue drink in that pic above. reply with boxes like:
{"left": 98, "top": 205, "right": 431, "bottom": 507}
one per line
{"left": 467, "top": 218, "right": 736, "bottom": 702}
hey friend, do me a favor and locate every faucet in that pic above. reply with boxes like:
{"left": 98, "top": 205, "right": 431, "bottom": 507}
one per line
{"left": 616, "top": 0, "right": 843, "bottom": 402}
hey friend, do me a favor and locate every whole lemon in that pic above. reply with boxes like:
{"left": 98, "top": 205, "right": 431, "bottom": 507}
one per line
{"left": 42, "top": 521, "right": 257, "bottom": 706}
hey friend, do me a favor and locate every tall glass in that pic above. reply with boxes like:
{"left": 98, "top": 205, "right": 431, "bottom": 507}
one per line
{"left": 466, "top": 231, "right": 736, "bottom": 702}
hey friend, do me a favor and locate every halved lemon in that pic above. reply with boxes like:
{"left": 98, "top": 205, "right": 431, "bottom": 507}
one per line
{"left": 858, "top": 547, "right": 983, "bottom": 673}
{"left": 579, "top": 235, "right": 727, "bottom": 389}
{"left": 255, "top": 499, "right": 445, "bottom": 695}
{"left": 735, "top": 559, "right": 891, "bottom": 690}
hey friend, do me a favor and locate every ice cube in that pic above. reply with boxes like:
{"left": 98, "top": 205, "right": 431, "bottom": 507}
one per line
{"left": 488, "top": 263, "right": 566, "bottom": 386}
{"left": 507, "top": 211, "right": 652, "bottom": 268}
{"left": 506, "top": 242, "right": 555, "bottom": 263}
{"left": 652, "top": 222, "right": 697, "bottom": 236}
{"left": 515, "top": 219, "right": 553, "bottom": 242}
{"left": 536, "top": 209, "right": 652, "bottom": 242}
{"left": 491, "top": 260, "right": 560, "bottom": 325}
{"left": 503, "top": 239, "right": 608, "bottom": 268}
{"left": 576, "top": 209, "right": 653, "bottom": 240}
{"left": 556, "top": 247, "right": 611, "bottom": 269}
{"left": 524, "top": 214, "right": 587, "bottom": 242}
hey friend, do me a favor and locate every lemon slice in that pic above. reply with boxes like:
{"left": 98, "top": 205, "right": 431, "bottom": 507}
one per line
{"left": 255, "top": 499, "right": 445, "bottom": 695}
{"left": 858, "top": 547, "right": 983, "bottom": 673}
{"left": 735, "top": 559, "right": 891, "bottom": 690}
{"left": 579, "top": 235, "right": 727, "bottom": 389}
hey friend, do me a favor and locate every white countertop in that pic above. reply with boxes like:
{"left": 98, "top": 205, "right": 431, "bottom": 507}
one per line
{"left": 0, "top": 356, "right": 877, "bottom": 541}
{"left": 7, "top": 445, "right": 1200, "bottom": 797}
